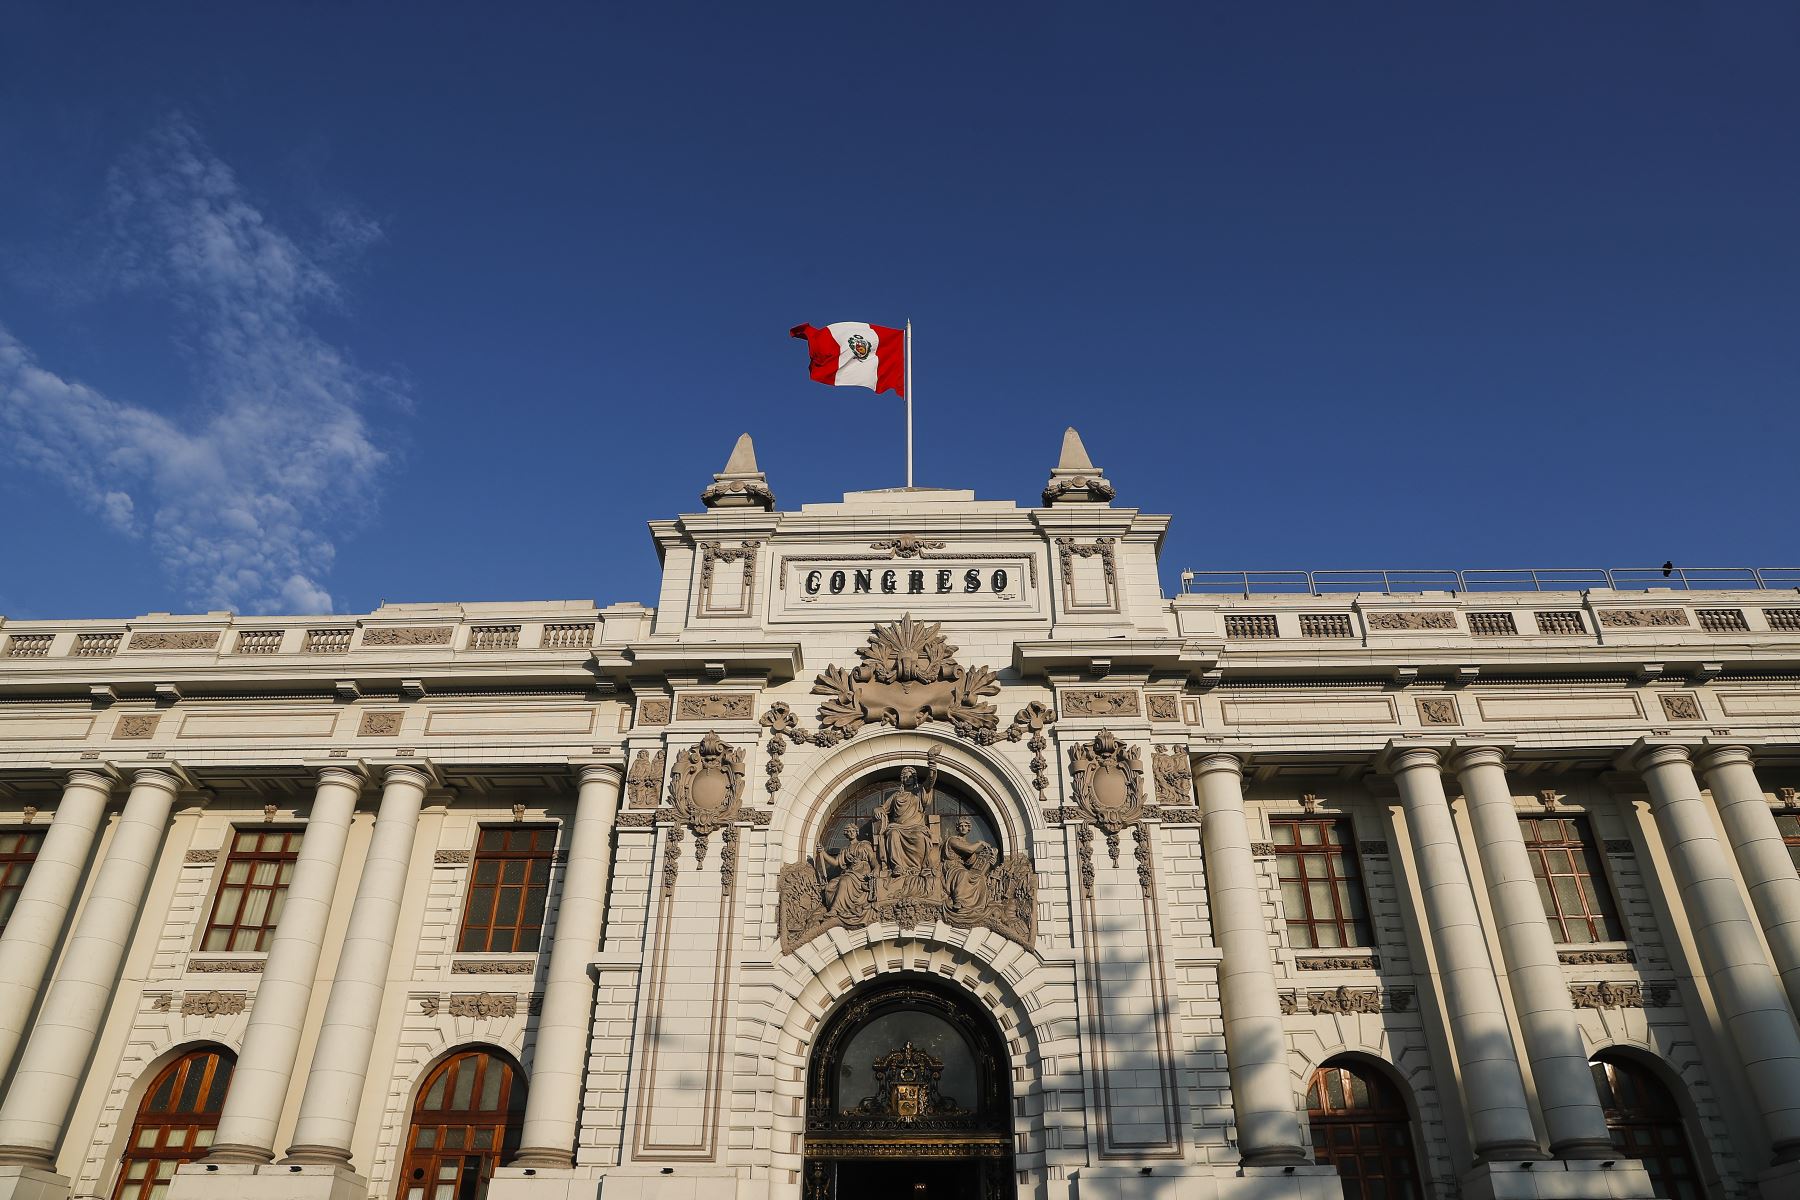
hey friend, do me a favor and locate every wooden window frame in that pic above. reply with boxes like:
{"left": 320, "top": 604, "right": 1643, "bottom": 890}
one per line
{"left": 1775, "top": 809, "right": 1800, "bottom": 874}
{"left": 200, "top": 828, "right": 302, "bottom": 953}
{"left": 455, "top": 825, "right": 557, "bottom": 955}
{"left": 1591, "top": 1055, "right": 1706, "bottom": 1200}
{"left": 1519, "top": 815, "right": 1623, "bottom": 944}
{"left": 112, "top": 1048, "right": 234, "bottom": 1200}
{"left": 0, "top": 828, "right": 47, "bottom": 936}
{"left": 1270, "top": 816, "right": 1375, "bottom": 949}
{"left": 1306, "top": 1060, "right": 1423, "bottom": 1200}
{"left": 398, "top": 1050, "right": 526, "bottom": 1200}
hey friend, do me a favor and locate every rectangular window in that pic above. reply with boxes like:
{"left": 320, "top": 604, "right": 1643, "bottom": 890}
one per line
{"left": 1271, "top": 817, "right": 1373, "bottom": 949}
{"left": 0, "top": 829, "right": 47, "bottom": 934}
{"left": 457, "top": 826, "right": 556, "bottom": 954}
{"left": 202, "top": 829, "right": 301, "bottom": 951}
{"left": 1776, "top": 810, "right": 1800, "bottom": 874}
{"left": 1521, "top": 816, "right": 1623, "bottom": 944}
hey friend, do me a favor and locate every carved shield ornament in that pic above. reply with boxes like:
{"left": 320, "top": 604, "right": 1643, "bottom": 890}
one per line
{"left": 668, "top": 731, "right": 744, "bottom": 835}
{"left": 811, "top": 616, "right": 1001, "bottom": 742}
{"left": 1068, "top": 730, "right": 1144, "bottom": 834}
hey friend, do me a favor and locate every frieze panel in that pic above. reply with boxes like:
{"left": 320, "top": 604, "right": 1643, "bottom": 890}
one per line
{"left": 362, "top": 626, "right": 454, "bottom": 647}
{"left": 1570, "top": 981, "right": 1672, "bottom": 1009}
{"left": 1296, "top": 955, "right": 1380, "bottom": 971}
{"left": 1367, "top": 611, "right": 1458, "bottom": 631}
{"left": 183, "top": 849, "right": 219, "bottom": 865}
{"left": 1278, "top": 986, "right": 1413, "bottom": 1016}
{"left": 451, "top": 960, "right": 535, "bottom": 975}
{"left": 677, "top": 693, "right": 753, "bottom": 721}
{"left": 129, "top": 631, "right": 221, "bottom": 651}
{"left": 870, "top": 536, "right": 945, "bottom": 558}
{"left": 359, "top": 710, "right": 404, "bottom": 736}
{"left": 1060, "top": 689, "right": 1140, "bottom": 718}
{"left": 1146, "top": 694, "right": 1181, "bottom": 722}
{"left": 180, "top": 990, "right": 247, "bottom": 1017}
{"left": 811, "top": 618, "right": 1000, "bottom": 743}
{"left": 116, "top": 714, "right": 161, "bottom": 739}
{"left": 188, "top": 959, "right": 264, "bottom": 974}
{"left": 434, "top": 850, "right": 472, "bottom": 865}
{"left": 1596, "top": 608, "right": 1689, "bottom": 629}
{"left": 1559, "top": 948, "right": 1635, "bottom": 965}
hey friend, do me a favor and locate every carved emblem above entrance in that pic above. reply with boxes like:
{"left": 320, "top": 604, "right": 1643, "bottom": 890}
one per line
{"left": 811, "top": 617, "right": 1001, "bottom": 743}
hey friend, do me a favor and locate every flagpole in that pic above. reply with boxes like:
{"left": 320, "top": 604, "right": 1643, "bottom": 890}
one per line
{"left": 904, "top": 319, "right": 914, "bottom": 488}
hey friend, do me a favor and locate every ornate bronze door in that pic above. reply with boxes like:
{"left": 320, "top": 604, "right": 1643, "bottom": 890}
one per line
{"left": 804, "top": 979, "right": 1013, "bottom": 1200}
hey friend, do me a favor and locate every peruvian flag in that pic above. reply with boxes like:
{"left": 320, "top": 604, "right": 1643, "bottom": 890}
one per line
{"left": 790, "top": 322, "right": 906, "bottom": 397}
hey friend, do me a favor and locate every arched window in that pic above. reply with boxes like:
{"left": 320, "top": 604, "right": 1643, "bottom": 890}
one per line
{"left": 1306, "top": 1058, "right": 1422, "bottom": 1200}
{"left": 398, "top": 1049, "right": 527, "bottom": 1200}
{"left": 113, "top": 1047, "right": 235, "bottom": 1200}
{"left": 1591, "top": 1054, "right": 1704, "bottom": 1200}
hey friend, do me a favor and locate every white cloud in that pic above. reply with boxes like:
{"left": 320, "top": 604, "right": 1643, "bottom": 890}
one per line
{"left": 0, "top": 117, "right": 396, "bottom": 615}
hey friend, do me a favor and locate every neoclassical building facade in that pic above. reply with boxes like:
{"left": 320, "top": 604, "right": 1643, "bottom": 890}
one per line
{"left": 0, "top": 430, "right": 1797, "bottom": 1200}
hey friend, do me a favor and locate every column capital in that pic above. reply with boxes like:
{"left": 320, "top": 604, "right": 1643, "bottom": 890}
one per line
{"left": 1696, "top": 744, "right": 1756, "bottom": 773}
{"left": 1448, "top": 741, "right": 1512, "bottom": 773}
{"left": 1191, "top": 752, "right": 1244, "bottom": 781}
{"left": 1376, "top": 740, "right": 1448, "bottom": 775}
{"left": 64, "top": 764, "right": 122, "bottom": 790}
{"left": 379, "top": 760, "right": 440, "bottom": 790}
{"left": 313, "top": 762, "right": 370, "bottom": 790}
{"left": 1617, "top": 738, "right": 1697, "bottom": 774}
{"left": 574, "top": 762, "right": 624, "bottom": 788}
{"left": 130, "top": 764, "right": 192, "bottom": 795}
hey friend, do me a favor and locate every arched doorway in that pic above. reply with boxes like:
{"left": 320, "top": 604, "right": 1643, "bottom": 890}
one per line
{"left": 1305, "top": 1057, "right": 1423, "bottom": 1200}
{"left": 804, "top": 976, "right": 1013, "bottom": 1200}
{"left": 113, "top": 1046, "right": 235, "bottom": 1200}
{"left": 397, "top": 1048, "right": 526, "bottom": 1200}
{"left": 1590, "top": 1053, "right": 1704, "bottom": 1200}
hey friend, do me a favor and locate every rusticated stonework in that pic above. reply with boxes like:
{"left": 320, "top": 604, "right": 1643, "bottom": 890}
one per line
{"left": 128, "top": 631, "right": 221, "bottom": 651}
{"left": 115, "top": 714, "right": 161, "bottom": 739}
{"left": 626, "top": 747, "right": 666, "bottom": 808}
{"left": 1368, "top": 611, "right": 1458, "bottom": 631}
{"left": 1416, "top": 697, "right": 1459, "bottom": 726}
{"left": 1060, "top": 689, "right": 1140, "bottom": 718}
{"left": 677, "top": 693, "right": 753, "bottom": 721}
{"left": 1597, "top": 607, "right": 1689, "bottom": 628}
{"left": 359, "top": 710, "right": 404, "bottom": 736}
{"left": 811, "top": 617, "right": 1001, "bottom": 743}
{"left": 362, "top": 626, "right": 454, "bottom": 647}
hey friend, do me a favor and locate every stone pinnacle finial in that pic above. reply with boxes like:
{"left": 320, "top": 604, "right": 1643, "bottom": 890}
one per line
{"left": 1042, "top": 426, "right": 1115, "bottom": 506}
{"left": 701, "top": 432, "right": 775, "bottom": 510}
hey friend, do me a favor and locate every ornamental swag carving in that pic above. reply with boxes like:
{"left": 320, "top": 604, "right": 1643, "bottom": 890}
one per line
{"left": 668, "top": 731, "right": 744, "bottom": 864}
{"left": 811, "top": 617, "right": 1001, "bottom": 743}
{"left": 777, "top": 750, "right": 1035, "bottom": 954}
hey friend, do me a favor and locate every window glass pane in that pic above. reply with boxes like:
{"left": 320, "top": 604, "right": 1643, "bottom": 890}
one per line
{"left": 838, "top": 1010, "right": 977, "bottom": 1111}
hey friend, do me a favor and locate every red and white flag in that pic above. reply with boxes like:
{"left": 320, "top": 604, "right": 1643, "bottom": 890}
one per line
{"left": 790, "top": 322, "right": 906, "bottom": 397}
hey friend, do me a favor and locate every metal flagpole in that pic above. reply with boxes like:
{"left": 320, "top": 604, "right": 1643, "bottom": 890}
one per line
{"left": 904, "top": 319, "right": 914, "bottom": 488}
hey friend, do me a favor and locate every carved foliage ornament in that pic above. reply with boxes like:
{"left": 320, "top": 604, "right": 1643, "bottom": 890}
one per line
{"left": 1367, "top": 611, "right": 1457, "bottom": 631}
{"left": 1061, "top": 689, "right": 1139, "bottom": 717}
{"left": 811, "top": 617, "right": 1000, "bottom": 743}
{"left": 870, "top": 536, "right": 946, "bottom": 558}
{"left": 1597, "top": 608, "right": 1689, "bottom": 629}
{"left": 362, "top": 626, "right": 454, "bottom": 647}
{"left": 1069, "top": 731, "right": 1144, "bottom": 836}
{"left": 668, "top": 731, "right": 744, "bottom": 866}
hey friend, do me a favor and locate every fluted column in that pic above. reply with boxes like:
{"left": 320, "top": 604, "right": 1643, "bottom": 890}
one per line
{"left": 1452, "top": 746, "right": 1614, "bottom": 1158}
{"left": 1385, "top": 745, "right": 1540, "bottom": 1160}
{"left": 201, "top": 765, "right": 365, "bottom": 1164}
{"left": 512, "top": 762, "right": 624, "bottom": 1168}
{"left": 282, "top": 764, "right": 431, "bottom": 1168}
{"left": 0, "top": 768, "right": 182, "bottom": 1166}
{"left": 1194, "top": 753, "right": 1309, "bottom": 1165}
{"left": 1697, "top": 745, "right": 1800, "bottom": 1021}
{"left": 1631, "top": 742, "right": 1800, "bottom": 1162}
{"left": 0, "top": 768, "right": 117, "bottom": 1079}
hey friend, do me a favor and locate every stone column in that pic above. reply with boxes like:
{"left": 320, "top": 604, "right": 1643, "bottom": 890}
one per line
{"left": 512, "top": 762, "right": 623, "bottom": 1168}
{"left": 1452, "top": 746, "right": 1615, "bottom": 1158}
{"left": 201, "top": 766, "right": 365, "bottom": 1164}
{"left": 1697, "top": 745, "right": 1800, "bottom": 1021}
{"left": 1630, "top": 742, "right": 1800, "bottom": 1162}
{"left": 1384, "top": 745, "right": 1541, "bottom": 1160}
{"left": 282, "top": 764, "right": 431, "bottom": 1168}
{"left": 0, "top": 768, "right": 116, "bottom": 1079}
{"left": 1194, "top": 753, "right": 1309, "bottom": 1165}
{"left": 0, "top": 768, "right": 183, "bottom": 1166}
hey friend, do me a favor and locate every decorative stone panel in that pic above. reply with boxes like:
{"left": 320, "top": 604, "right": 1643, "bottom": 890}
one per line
{"left": 1659, "top": 693, "right": 1704, "bottom": 721}
{"left": 1596, "top": 608, "right": 1689, "bottom": 628}
{"left": 1060, "top": 688, "right": 1139, "bottom": 717}
{"left": 359, "top": 710, "right": 405, "bottom": 736}
{"left": 676, "top": 693, "right": 752, "bottom": 721}
{"left": 115, "top": 714, "right": 160, "bottom": 739}
{"left": 1367, "top": 611, "right": 1457, "bottom": 631}
{"left": 1146, "top": 694, "right": 1180, "bottom": 722}
{"left": 637, "top": 698, "right": 672, "bottom": 726}
{"left": 1416, "top": 697, "right": 1459, "bottom": 726}
{"left": 128, "top": 631, "right": 221, "bottom": 651}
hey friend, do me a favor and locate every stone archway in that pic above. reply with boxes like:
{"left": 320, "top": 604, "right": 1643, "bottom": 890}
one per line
{"left": 802, "top": 973, "right": 1014, "bottom": 1200}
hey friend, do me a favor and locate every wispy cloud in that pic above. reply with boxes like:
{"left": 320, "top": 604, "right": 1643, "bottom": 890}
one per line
{"left": 0, "top": 116, "right": 396, "bottom": 614}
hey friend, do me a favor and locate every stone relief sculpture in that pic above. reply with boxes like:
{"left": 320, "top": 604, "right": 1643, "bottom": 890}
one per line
{"left": 626, "top": 748, "right": 665, "bottom": 808}
{"left": 1152, "top": 746, "right": 1193, "bottom": 806}
{"left": 777, "top": 753, "right": 1034, "bottom": 953}
{"left": 811, "top": 617, "right": 1001, "bottom": 743}
{"left": 668, "top": 731, "right": 743, "bottom": 863}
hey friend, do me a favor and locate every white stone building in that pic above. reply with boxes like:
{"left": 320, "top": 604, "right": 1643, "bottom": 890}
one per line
{"left": 0, "top": 430, "right": 1797, "bottom": 1200}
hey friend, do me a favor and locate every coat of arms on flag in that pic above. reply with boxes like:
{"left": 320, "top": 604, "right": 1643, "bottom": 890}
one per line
{"left": 790, "top": 322, "right": 905, "bottom": 397}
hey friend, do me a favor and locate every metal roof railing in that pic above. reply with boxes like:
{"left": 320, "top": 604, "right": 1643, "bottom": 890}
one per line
{"left": 1176, "top": 567, "right": 1800, "bottom": 598}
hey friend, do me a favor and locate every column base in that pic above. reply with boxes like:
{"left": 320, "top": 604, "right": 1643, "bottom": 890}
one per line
{"left": 0, "top": 1165, "right": 70, "bottom": 1200}
{"left": 277, "top": 1145, "right": 353, "bottom": 1168}
{"left": 507, "top": 1149, "right": 576, "bottom": 1169}
{"left": 1471, "top": 1139, "right": 1547, "bottom": 1163}
{"left": 1069, "top": 1164, "right": 1341, "bottom": 1199}
{"left": 1460, "top": 1158, "right": 1658, "bottom": 1200}
{"left": 1236, "top": 1145, "right": 1310, "bottom": 1167}
{"left": 168, "top": 1162, "right": 369, "bottom": 1200}
{"left": 0, "top": 1154, "right": 51, "bottom": 1172}
{"left": 196, "top": 1144, "right": 275, "bottom": 1166}
{"left": 1546, "top": 1136, "right": 1616, "bottom": 1160}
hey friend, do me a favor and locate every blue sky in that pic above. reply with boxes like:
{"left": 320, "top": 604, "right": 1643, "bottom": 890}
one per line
{"left": 2, "top": 4, "right": 1796, "bottom": 619}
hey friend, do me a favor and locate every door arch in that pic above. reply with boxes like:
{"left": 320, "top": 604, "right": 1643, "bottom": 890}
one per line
{"left": 396, "top": 1047, "right": 527, "bottom": 1200}
{"left": 1590, "top": 1052, "right": 1705, "bottom": 1200}
{"left": 804, "top": 975, "right": 1013, "bottom": 1200}
{"left": 1305, "top": 1056, "right": 1423, "bottom": 1200}
{"left": 113, "top": 1045, "right": 235, "bottom": 1200}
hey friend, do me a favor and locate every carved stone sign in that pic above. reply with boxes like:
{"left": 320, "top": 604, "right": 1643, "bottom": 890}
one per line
{"left": 801, "top": 566, "right": 1016, "bottom": 598}
{"left": 777, "top": 752, "right": 1035, "bottom": 954}
{"left": 811, "top": 618, "right": 1000, "bottom": 743}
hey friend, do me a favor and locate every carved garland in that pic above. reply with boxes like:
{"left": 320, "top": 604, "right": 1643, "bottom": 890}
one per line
{"left": 1054, "top": 537, "right": 1117, "bottom": 586}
